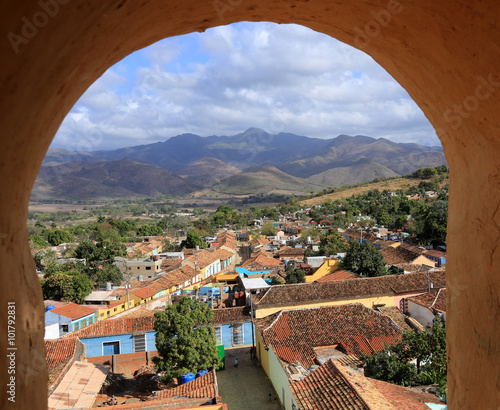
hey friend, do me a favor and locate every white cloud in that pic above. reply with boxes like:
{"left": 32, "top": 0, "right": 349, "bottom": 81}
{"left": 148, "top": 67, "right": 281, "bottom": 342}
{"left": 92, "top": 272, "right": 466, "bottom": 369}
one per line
{"left": 51, "top": 22, "right": 440, "bottom": 151}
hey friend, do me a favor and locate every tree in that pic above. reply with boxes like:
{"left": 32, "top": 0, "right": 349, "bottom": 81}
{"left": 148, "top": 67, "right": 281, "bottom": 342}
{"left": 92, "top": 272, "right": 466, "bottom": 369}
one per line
{"left": 363, "top": 318, "right": 447, "bottom": 391}
{"left": 136, "top": 224, "right": 164, "bottom": 237}
{"left": 261, "top": 222, "right": 277, "bottom": 236}
{"left": 73, "top": 239, "right": 126, "bottom": 263}
{"left": 153, "top": 297, "right": 221, "bottom": 383}
{"left": 284, "top": 262, "right": 305, "bottom": 284}
{"left": 41, "top": 263, "right": 93, "bottom": 303}
{"left": 89, "top": 263, "right": 123, "bottom": 287}
{"left": 418, "top": 200, "right": 448, "bottom": 246}
{"left": 46, "top": 229, "right": 74, "bottom": 246}
{"left": 318, "top": 229, "right": 350, "bottom": 256}
{"left": 180, "top": 232, "right": 207, "bottom": 249}
{"left": 29, "top": 234, "right": 49, "bottom": 249}
{"left": 340, "top": 241, "right": 388, "bottom": 277}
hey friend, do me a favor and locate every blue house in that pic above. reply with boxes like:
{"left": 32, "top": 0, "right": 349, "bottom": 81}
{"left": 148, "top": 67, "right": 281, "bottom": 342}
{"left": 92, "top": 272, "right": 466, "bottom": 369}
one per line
{"left": 70, "top": 316, "right": 156, "bottom": 357}
{"left": 423, "top": 250, "right": 447, "bottom": 267}
{"left": 212, "top": 306, "right": 255, "bottom": 348}
{"left": 45, "top": 303, "right": 96, "bottom": 336}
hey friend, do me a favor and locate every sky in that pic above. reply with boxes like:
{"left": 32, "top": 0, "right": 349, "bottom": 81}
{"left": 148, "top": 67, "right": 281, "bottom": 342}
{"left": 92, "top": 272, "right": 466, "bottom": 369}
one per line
{"left": 51, "top": 22, "right": 440, "bottom": 152}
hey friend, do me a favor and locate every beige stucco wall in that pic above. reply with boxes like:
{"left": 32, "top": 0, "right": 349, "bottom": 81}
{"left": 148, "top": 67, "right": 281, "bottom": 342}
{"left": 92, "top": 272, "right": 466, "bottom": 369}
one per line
{"left": 1, "top": 1, "right": 500, "bottom": 408}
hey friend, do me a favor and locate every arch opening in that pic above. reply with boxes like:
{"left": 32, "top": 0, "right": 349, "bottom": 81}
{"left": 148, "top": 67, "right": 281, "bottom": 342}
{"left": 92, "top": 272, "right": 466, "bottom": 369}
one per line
{"left": 1, "top": 1, "right": 500, "bottom": 409}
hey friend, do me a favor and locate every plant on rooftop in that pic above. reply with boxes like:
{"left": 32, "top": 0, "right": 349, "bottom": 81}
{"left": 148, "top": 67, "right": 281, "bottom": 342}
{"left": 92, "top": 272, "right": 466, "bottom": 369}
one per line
{"left": 153, "top": 296, "right": 221, "bottom": 383}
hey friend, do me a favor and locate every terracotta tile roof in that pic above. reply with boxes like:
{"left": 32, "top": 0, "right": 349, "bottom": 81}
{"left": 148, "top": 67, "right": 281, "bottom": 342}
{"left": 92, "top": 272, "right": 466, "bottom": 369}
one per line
{"left": 118, "top": 307, "right": 157, "bottom": 319}
{"left": 212, "top": 306, "right": 251, "bottom": 325}
{"left": 255, "top": 304, "right": 402, "bottom": 369}
{"left": 368, "top": 378, "right": 445, "bottom": 409}
{"left": 211, "top": 248, "right": 235, "bottom": 261}
{"left": 423, "top": 249, "right": 446, "bottom": 258}
{"left": 250, "top": 237, "right": 271, "bottom": 247}
{"left": 408, "top": 288, "right": 447, "bottom": 313}
{"left": 153, "top": 369, "right": 218, "bottom": 400}
{"left": 392, "top": 263, "right": 433, "bottom": 273}
{"left": 380, "top": 247, "right": 423, "bottom": 265}
{"left": 291, "top": 359, "right": 444, "bottom": 410}
{"left": 279, "top": 247, "right": 305, "bottom": 256}
{"left": 242, "top": 253, "right": 284, "bottom": 269}
{"left": 67, "top": 316, "right": 155, "bottom": 339}
{"left": 290, "top": 359, "right": 370, "bottom": 409}
{"left": 45, "top": 338, "right": 77, "bottom": 387}
{"left": 315, "top": 270, "right": 359, "bottom": 283}
{"left": 399, "top": 243, "right": 426, "bottom": 254}
{"left": 377, "top": 306, "right": 413, "bottom": 333}
{"left": 342, "top": 229, "right": 379, "bottom": 243}
{"left": 254, "top": 271, "right": 446, "bottom": 308}
{"left": 187, "top": 250, "right": 220, "bottom": 268}
{"left": 49, "top": 302, "right": 96, "bottom": 320}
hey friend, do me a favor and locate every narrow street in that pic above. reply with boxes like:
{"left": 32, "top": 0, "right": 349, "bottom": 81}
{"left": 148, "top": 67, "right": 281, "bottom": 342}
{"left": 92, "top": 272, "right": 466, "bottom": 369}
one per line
{"left": 217, "top": 346, "right": 282, "bottom": 410}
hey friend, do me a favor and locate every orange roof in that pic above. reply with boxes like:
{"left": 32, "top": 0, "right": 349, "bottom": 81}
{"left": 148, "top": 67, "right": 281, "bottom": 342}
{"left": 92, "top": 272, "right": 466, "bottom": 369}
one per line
{"left": 49, "top": 303, "right": 96, "bottom": 320}
{"left": 67, "top": 316, "right": 155, "bottom": 338}
{"left": 242, "top": 253, "right": 283, "bottom": 269}
{"left": 315, "top": 270, "right": 359, "bottom": 283}
{"left": 187, "top": 250, "right": 220, "bottom": 268}
{"left": 45, "top": 338, "right": 77, "bottom": 387}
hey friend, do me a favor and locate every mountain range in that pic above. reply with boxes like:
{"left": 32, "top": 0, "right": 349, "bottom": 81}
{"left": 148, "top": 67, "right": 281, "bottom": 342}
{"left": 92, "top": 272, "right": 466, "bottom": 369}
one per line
{"left": 33, "top": 128, "right": 447, "bottom": 200}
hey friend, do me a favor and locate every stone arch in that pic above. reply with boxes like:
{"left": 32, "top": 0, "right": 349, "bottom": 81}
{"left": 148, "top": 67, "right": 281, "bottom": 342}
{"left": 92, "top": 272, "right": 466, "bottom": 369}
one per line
{"left": 1, "top": 1, "right": 499, "bottom": 408}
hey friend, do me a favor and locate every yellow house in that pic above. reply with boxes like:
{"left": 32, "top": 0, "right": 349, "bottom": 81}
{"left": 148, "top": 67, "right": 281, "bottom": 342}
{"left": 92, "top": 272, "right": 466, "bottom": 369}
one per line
{"left": 304, "top": 258, "right": 339, "bottom": 282}
{"left": 96, "top": 299, "right": 136, "bottom": 320}
{"left": 252, "top": 271, "right": 446, "bottom": 319}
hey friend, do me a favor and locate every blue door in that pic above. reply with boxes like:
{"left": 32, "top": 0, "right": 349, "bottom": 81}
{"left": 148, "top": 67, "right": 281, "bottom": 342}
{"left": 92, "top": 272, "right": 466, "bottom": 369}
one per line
{"left": 103, "top": 341, "right": 120, "bottom": 355}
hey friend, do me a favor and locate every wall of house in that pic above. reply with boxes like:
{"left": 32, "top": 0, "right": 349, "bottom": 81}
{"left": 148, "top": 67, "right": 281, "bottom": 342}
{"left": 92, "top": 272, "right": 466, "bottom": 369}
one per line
{"left": 407, "top": 301, "right": 437, "bottom": 328}
{"left": 255, "top": 330, "right": 270, "bottom": 377}
{"left": 267, "top": 346, "right": 299, "bottom": 410}
{"left": 87, "top": 350, "right": 159, "bottom": 374}
{"left": 305, "top": 259, "right": 339, "bottom": 282}
{"left": 82, "top": 331, "right": 156, "bottom": 357}
{"left": 71, "top": 313, "right": 96, "bottom": 332}
{"left": 217, "top": 322, "right": 254, "bottom": 348}
{"left": 96, "top": 300, "right": 136, "bottom": 320}
{"left": 44, "top": 323, "right": 59, "bottom": 340}
{"left": 254, "top": 295, "right": 395, "bottom": 318}
{"left": 45, "top": 311, "right": 72, "bottom": 335}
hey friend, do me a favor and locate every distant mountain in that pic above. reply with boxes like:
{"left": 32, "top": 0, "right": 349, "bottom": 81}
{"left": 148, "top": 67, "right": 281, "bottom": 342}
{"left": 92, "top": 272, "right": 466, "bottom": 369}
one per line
{"left": 36, "top": 129, "right": 447, "bottom": 200}
{"left": 32, "top": 158, "right": 193, "bottom": 200}
{"left": 306, "top": 159, "right": 399, "bottom": 187}
{"left": 44, "top": 128, "right": 329, "bottom": 171}
{"left": 212, "top": 165, "right": 323, "bottom": 195}
{"left": 177, "top": 157, "right": 241, "bottom": 189}
{"left": 276, "top": 135, "right": 445, "bottom": 178}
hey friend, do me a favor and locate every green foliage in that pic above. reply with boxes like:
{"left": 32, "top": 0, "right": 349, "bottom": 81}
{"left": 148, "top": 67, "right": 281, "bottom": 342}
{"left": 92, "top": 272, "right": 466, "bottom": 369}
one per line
{"left": 153, "top": 297, "right": 221, "bottom": 383}
{"left": 340, "top": 241, "right": 388, "bottom": 277}
{"left": 41, "top": 262, "right": 93, "bottom": 303}
{"left": 87, "top": 263, "right": 123, "bottom": 287}
{"left": 29, "top": 234, "right": 49, "bottom": 249}
{"left": 46, "top": 229, "right": 74, "bottom": 246}
{"left": 363, "top": 318, "right": 447, "bottom": 389}
{"left": 73, "top": 239, "right": 126, "bottom": 263}
{"left": 260, "top": 222, "right": 277, "bottom": 236}
{"left": 318, "top": 228, "right": 350, "bottom": 256}
{"left": 34, "top": 249, "right": 57, "bottom": 270}
{"left": 180, "top": 232, "right": 207, "bottom": 249}
{"left": 136, "top": 224, "right": 164, "bottom": 236}
{"left": 417, "top": 200, "right": 448, "bottom": 246}
{"left": 284, "top": 262, "right": 306, "bottom": 284}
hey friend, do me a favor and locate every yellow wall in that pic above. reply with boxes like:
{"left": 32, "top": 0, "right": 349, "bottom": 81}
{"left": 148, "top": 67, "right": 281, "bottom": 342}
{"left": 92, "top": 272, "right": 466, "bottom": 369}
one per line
{"left": 305, "top": 258, "right": 339, "bottom": 282}
{"left": 255, "top": 329, "right": 270, "bottom": 376}
{"left": 97, "top": 300, "right": 136, "bottom": 320}
{"left": 254, "top": 294, "right": 395, "bottom": 319}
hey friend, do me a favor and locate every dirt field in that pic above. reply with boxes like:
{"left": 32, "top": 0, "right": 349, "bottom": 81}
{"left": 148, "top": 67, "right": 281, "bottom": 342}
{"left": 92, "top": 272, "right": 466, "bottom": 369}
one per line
{"left": 300, "top": 178, "right": 422, "bottom": 207}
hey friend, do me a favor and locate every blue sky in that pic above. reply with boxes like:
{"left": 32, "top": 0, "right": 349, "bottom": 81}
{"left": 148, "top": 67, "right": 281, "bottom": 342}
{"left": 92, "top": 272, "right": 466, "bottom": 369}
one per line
{"left": 52, "top": 22, "right": 440, "bottom": 152}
